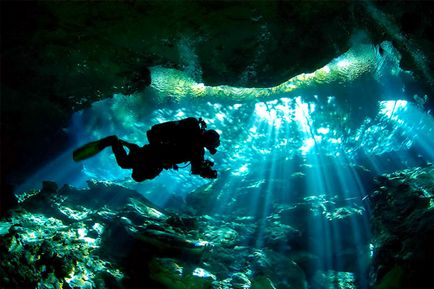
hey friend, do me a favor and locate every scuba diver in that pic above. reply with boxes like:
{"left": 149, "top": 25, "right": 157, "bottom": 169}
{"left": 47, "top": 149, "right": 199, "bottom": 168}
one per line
{"left": 73, "top": 117, "right": 220, "bottom": 181}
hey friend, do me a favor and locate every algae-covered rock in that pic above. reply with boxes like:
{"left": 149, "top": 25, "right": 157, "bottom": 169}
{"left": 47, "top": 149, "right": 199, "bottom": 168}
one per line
{"left": 251, "top": 276, "right": 277, "bottom": 289}
{"left": 0, "top": 180, "right": 202, "bottom": 289}
{"left": 369, "top": 165, "right": 434, "bottom": 288}
{"left": 149, "top": 258, "right": 215, "bottom": 289}
{"left": 7, "top": 161, "right": 432, "bottom": 289}
{"left": 312, "top": 270, "right": 357, "bottom": 289}
{"left": 229, "top": 272, "right": 252, "bottom": 289}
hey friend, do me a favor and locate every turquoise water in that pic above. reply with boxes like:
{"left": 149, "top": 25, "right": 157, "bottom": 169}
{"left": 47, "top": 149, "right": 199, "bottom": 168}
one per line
{"left": 13, "top": 41, "right": 434, "bottom": 288}
{"left": 18, "top": 42, "right": 434, "bottom": 201}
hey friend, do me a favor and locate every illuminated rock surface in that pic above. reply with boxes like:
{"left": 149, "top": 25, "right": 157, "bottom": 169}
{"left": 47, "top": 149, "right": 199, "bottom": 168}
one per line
{"left": 1, "top": 179, "right": 373, "bottom": 289}
{"left": 4, "top": 166, "right": 431, "bottom": 288}
{"left": 368, "top": 165, "right": 434, "bottom": 289}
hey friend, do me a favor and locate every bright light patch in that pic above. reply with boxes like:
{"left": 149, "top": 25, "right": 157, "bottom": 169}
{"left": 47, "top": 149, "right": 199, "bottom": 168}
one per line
{"left": 300, "top": 138, "right": 315, "bottom": 154}
{"left": 78, "top": 228, "right": 87, "bottom": 239}
{"left": 337, "top": 59, "right": 351, "bottom": 69}
{"left": 192, "top": 82, "right": 206, "bottom": 94}
{"left": 274, "top": 117, "right": 282, "bottom": 129}
{"left": 294, "top": 97, "right": 315, "bottom": 133}
{"left": 255, "top": 103, "right": 272, "bottom": 121}
{"left": 258, "top": 148, "right": 272, "bottom": 155}
{"left": 275, "top": 103, "right": 291, "bottom": 116}
{"left": 232, "top": 164, "right": 249, "bottom": 176}
{"left": 77, "top": 228, "right": 96, "bottom": 244}
{"left": 269, "top": 109, "right": 277, "bottom": 121}
{"left": 379, "top": 100, "right": 408, "bottom": 118}
{"left": 192, "top": 268, "right": 216, "bottom": 279}
{"left": 146, "top": 207, "right": 165, "bottom": 219}
{"left": 239, "top": 164, "right": 249, "bottom": 172}
{"left": 216, "top": 112, "right": 226, "bottom": 121}
{"left": 175, "top": 111, "right": 185, "bottom": 118}
{"left": 92, "top": 223, "right": 104, "bottom": 235}
{"left": 254, "top": 99, "right": 286, "bottom": 127}
{"left": 317, "top": 127, "right": 330, "bottom": 134}
{"left": 0, "top": 222, "right": 11, "bottom": 236}
{"left": 194, "top": 240, "right": 211, "bottom": 247}
{"left": 59, "top": 207, "right": 90, "bottom": 220}
{"left": 211, "top": 102, "right": 223, "bottom": 110}
{"left": 329, "top": 138, "right": 342, "bottom": 144}
{"left": 232, "top": 104, "right": 242, "bottom": 110}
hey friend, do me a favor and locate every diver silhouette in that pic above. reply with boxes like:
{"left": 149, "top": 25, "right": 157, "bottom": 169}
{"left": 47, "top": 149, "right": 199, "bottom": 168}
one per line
{"left": 73, "top": 117, "right": 220, "bottom": 181}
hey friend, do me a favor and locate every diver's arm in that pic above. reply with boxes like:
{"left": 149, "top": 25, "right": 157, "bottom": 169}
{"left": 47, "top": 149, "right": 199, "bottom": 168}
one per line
{"left": 190, "top": 150, "right": 205, "bottom": 175}
{"left": 196, "top": 160, "right": 217, "bottom": 179}
{"left": 190, "top": 150, "right": 217, "bottom": 179}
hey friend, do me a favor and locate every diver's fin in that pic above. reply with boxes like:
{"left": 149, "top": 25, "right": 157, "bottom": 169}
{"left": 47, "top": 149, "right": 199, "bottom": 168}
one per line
{"left": 72, "top": 136, "right": 116, "bottom": 162}
{"left": 73, "top": 141, "right": 105, "bottom": 162}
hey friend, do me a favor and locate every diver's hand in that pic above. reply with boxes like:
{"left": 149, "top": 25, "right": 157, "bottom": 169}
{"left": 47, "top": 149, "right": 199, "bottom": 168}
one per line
{"left": 199, "top": 167, "right": 217, "bottom": 179}
{"left": 191, "top": 160, "right": 217, "bottom": 178}
{"left": 203, "top": 160, "right": 214, "bottom": 167}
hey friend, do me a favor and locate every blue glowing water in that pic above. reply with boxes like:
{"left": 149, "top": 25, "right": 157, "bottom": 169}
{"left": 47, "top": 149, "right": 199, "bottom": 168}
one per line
{"left": 18, "top": 81, "right": 434, "bottom": 206}
{"left": 12, "top": 41, "right": 434, "bottom": 289}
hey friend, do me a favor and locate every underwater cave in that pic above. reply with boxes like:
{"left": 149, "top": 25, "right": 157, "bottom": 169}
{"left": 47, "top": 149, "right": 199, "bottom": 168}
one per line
{"left": 1, "top": 1, "right": 434, "bottom": 289}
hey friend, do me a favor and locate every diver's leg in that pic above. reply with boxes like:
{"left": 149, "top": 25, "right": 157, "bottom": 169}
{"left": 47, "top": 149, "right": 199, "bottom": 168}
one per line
{"left": 112, "top": 139, "right": 135, "bottom": 169}
{"left": 130, "top": 145, "right": 163, "bottom": 181}
{"left": 97, "top": 135, "right": 118, "bottom": 149}
{"left": 132, "top": 166, "right": 162, "bottom": 182}
{"left": 73, "top": 135, "right": 119, "bottom": 162}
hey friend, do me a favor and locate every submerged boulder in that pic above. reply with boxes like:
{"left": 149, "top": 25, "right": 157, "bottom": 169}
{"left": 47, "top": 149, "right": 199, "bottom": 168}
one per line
{"left": 369, "top": 165, "right": 434, "bottom": 289}
{"left": 0, "top": 181, "right": 207, "bottom": 289}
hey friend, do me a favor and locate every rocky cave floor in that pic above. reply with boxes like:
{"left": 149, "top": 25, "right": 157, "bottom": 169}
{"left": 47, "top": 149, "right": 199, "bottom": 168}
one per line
{"left": 0, "top": 165, "right": 433, "bottom": 289}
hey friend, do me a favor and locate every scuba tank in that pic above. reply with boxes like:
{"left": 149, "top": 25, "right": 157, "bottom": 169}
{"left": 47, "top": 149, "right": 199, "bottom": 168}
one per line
{"left": 146, "top": 117, "right": 205, "bottom": 146}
